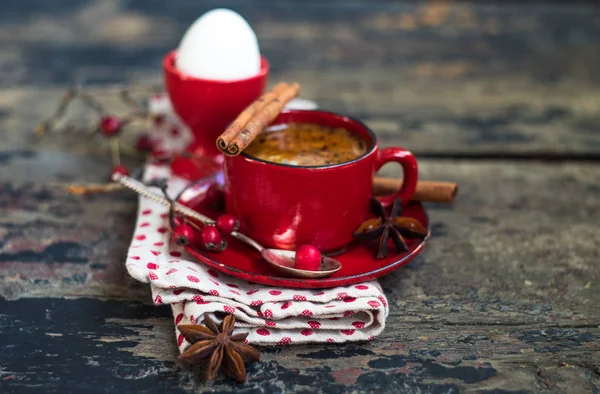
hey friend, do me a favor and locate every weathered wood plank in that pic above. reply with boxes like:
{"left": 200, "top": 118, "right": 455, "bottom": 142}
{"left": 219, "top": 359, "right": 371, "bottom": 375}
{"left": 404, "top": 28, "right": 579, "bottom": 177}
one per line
{"left": 1, "top": 151, "right": 599, "bottom": 392}
{"left": 1, "top": 1, "right": 599, "bottom": 153}
{"left": 2, "top": 155, "right": 599, "bottom": 314}
{"left": 0, "top": 297, "right": 598, "bottom": 393}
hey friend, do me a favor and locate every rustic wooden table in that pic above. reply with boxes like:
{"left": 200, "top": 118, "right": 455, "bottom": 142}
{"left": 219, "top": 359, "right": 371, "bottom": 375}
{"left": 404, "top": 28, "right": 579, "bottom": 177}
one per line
{"left": 1, "top": 1, "right": 599, "bottom": 393}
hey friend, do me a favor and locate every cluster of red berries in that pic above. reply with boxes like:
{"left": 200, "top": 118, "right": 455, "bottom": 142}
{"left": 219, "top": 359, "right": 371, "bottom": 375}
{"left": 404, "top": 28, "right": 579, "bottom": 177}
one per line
{"left": 100, "top": 113, "right": 160, "bottom": 179}
{"left": 171, "top": 214, "right": 239, "bottom": 253}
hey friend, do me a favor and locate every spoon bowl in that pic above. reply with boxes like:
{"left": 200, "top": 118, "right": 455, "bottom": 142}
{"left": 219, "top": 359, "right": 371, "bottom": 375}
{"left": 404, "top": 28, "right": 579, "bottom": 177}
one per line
{"left": 261, "top": 249, "right": 342, "bottom": 278}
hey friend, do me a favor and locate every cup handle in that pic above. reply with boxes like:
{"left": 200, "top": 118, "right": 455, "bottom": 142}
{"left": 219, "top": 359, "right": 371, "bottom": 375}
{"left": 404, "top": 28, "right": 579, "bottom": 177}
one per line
{"left": 374, "top": 147, "right": 418, "bottom": 208}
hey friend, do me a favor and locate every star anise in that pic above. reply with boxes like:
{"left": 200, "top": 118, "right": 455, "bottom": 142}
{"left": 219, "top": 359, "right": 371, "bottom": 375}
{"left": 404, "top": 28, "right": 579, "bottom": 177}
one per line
{"left": 353, "top": 197, "right": 428, "bottom": 259}
{"left": 177, "top": 313, "right": 261, "bottom": 383}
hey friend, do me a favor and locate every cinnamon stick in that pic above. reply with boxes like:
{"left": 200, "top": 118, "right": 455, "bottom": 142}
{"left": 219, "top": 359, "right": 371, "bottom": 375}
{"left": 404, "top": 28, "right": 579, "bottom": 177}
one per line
{"left": 216, "top": 82, "right": 290, "bottom": 153}
{"left": 373, "top": 176, "right": 458, "bottom": 203}
{"left": 226, "top": 82, "right": 301, "bottom": 156}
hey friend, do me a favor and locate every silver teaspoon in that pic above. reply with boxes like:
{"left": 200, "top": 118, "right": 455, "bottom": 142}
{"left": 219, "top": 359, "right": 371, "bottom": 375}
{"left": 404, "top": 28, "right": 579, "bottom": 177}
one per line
{"left": 112, "top": 173, "right": 342, "bottom": 278}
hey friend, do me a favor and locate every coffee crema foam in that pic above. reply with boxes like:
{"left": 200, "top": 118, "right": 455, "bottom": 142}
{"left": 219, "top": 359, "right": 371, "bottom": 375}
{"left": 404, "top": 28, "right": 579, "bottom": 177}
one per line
{"left": 244, "top": 122, "right": 368, "bottom": 166}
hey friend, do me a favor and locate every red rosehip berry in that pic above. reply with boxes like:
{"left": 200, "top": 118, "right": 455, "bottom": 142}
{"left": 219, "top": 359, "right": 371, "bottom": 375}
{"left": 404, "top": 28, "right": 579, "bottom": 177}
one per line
{"left": 110, "top": 164, "right": 129, "bottom": 177}
{"left": 216, "top": 214, "right": 239, "bottom": 234}
{"left": 152, "top": 114, "right": 165, "bottom": 127}
{"left": 200, "top": 225, "right": 222, "bottom": 251}
{"left": 100, "top": 115, "right": 122, "bottom": 137}
{"left": 294, "top": 245, "right": 322, "bottom": 271}
{"left": 172, "top": 223, "right": 197, "bottom": 246}
{"left": 135, "top": 135, "right": 154, "bottom": 152}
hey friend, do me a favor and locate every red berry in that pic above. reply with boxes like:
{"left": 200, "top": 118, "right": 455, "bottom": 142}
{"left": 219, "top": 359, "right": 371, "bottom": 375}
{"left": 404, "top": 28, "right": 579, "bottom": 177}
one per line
{"left": 216, "top": 214, "right": 239, "bottom": 234}
{"left": 136, "top": 135, "right": 154, "bottom": 152}
{"left": 100, "top": 115, "right": 122, "bottom": 137}
{"left": 294, "top": 245, "right": 322, "bottom": 271}
{"left": 110, "top": 164, "right": 129, "bottom": 177}
{"left": 200, "top": 225, "right": 221, "bottom": 251}
{"left": 172, "top": 223, "right": 197, "bottom": 246}
{"left": 152, "top": 114, "right": 165, "bottom": 127}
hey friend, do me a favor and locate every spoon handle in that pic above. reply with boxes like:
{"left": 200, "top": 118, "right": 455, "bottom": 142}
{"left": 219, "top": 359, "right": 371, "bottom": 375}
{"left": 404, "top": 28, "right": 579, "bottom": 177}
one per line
{"left": 111, "top": 172, "right": 214, "bottom": 225}
{"left": 112, "top": 173, "right": 265, "bottom": 253}
{"left": 229, "top": 232, "right": 264, "bottom": 253}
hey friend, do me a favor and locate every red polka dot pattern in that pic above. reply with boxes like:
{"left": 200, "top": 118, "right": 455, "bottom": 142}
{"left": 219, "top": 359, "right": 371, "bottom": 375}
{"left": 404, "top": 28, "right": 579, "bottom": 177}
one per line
{"left": 175, "top": 313, "right": 184, "bottom": 325}
{"left": 224, "top": 306, "right": 235, "bottom": 313}
{"left": 337, "top": 292, "right": 349, "bottom": 299}
{"left": 186, "top": 275, "right": 199, "bottom": 283}
{"left": 308, "top": 321, "right": 321, "bottom": 329}
{"left": 269, "top": 290, "right": 282, "bottom": 296}
{"left": 301, "top": 329, "right": 313, "bottom": 336}
{"left": 256, "top": 328, "right": 270, "bottom": 336}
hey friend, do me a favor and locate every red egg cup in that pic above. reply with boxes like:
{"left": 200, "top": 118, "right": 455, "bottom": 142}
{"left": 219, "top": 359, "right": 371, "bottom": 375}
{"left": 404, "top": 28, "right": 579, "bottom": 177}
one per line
{"left": 163, "top": 50, "right": 269, "bottom": 180}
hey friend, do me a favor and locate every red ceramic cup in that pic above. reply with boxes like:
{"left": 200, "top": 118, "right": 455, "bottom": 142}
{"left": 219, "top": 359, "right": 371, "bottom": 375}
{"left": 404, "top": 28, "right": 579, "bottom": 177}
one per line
{"left": 163, "top": 50, "right": 269, "bottom": 160}
{"left": 223, "top": 110, "right": 418, "bottom": 252}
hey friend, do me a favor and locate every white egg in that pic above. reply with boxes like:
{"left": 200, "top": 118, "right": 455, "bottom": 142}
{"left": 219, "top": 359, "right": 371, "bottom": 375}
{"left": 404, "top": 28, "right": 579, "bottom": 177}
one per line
{"left": 176, "top": 8, "right": 261, "bottom": 81}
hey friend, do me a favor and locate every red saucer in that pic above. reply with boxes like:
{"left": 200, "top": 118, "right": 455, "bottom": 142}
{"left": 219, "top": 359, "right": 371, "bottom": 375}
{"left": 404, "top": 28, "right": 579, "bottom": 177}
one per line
{"left": 178, "top": 178, "right": 430, "bottom": 289}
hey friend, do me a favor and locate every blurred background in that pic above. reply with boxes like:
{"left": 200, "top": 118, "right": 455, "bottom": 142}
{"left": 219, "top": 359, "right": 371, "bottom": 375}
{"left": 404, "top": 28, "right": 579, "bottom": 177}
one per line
{"left": 1, "top": 0, "right": 599, "bottom": 155}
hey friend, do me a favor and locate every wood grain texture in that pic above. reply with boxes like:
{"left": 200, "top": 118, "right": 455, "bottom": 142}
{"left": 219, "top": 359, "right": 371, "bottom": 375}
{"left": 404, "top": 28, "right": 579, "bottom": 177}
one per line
{"left": 0, "top": 1, "right": 599, "bottom": 154}
{"left": 1, "top": 1, "right": 599, "bottom": 393}
{"left": 1, "top": 156, "right": 599, "bottom": 392}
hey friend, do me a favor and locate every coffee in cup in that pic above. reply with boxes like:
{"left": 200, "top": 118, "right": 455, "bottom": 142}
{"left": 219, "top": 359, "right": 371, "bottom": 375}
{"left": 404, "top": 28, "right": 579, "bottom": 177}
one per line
{"left": 244, "top": 123, "right": 368, "bottom": 166}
